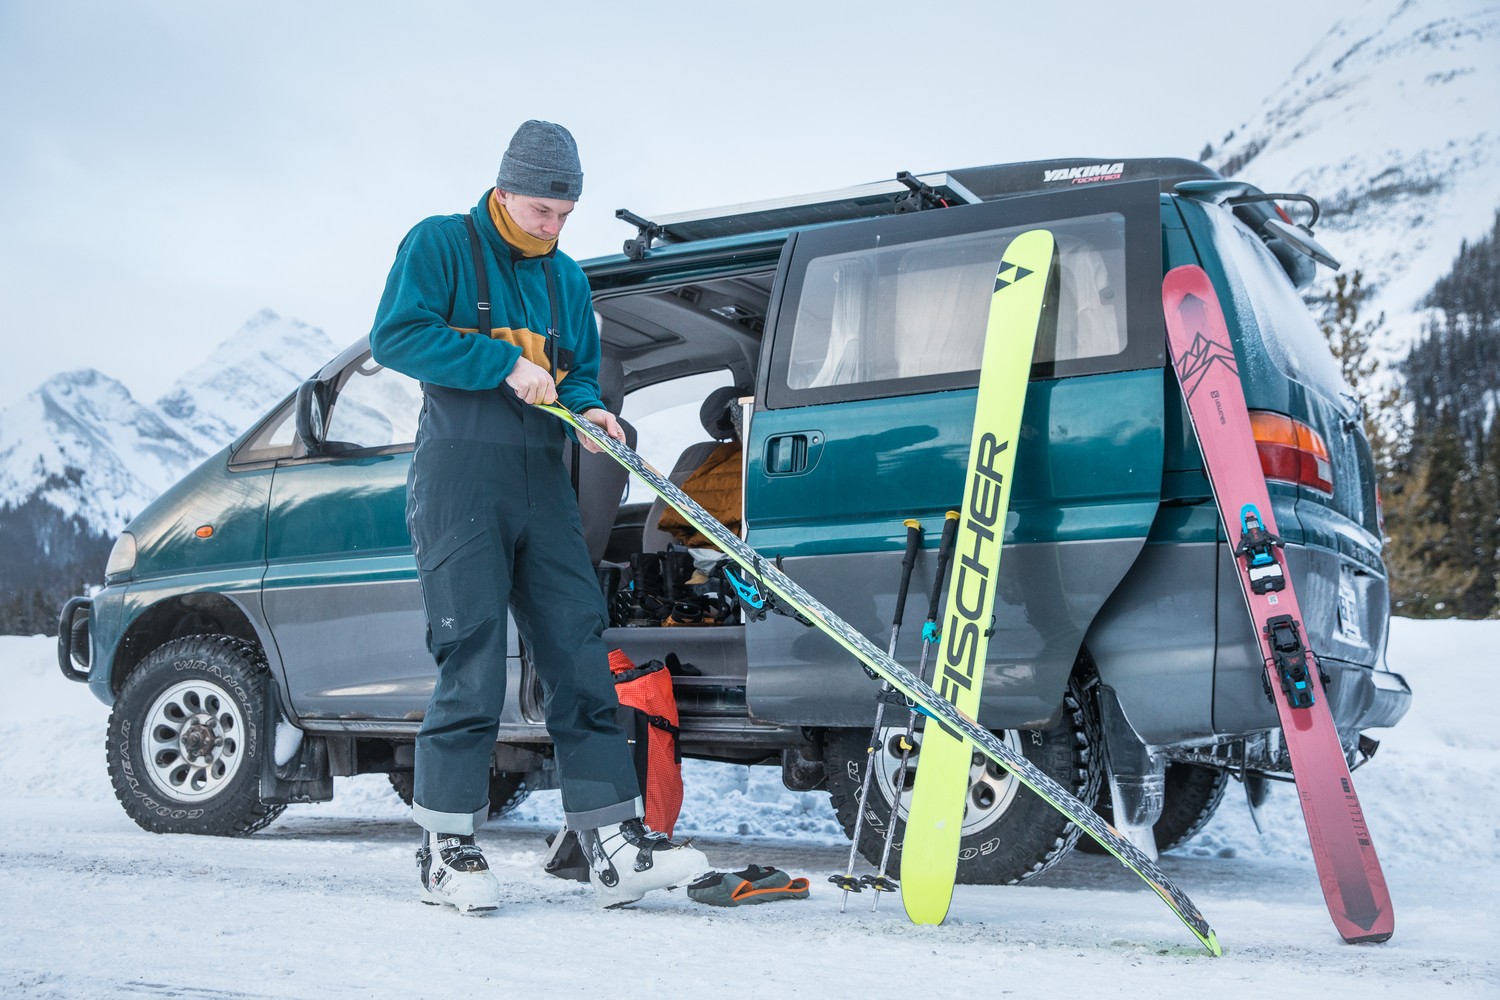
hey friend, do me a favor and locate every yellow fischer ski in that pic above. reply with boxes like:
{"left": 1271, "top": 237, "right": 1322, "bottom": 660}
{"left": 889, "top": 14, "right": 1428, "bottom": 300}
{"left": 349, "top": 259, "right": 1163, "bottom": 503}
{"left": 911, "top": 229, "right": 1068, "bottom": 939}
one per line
{"left": 900, "top": 228, "right": 1053, "bottom": 925}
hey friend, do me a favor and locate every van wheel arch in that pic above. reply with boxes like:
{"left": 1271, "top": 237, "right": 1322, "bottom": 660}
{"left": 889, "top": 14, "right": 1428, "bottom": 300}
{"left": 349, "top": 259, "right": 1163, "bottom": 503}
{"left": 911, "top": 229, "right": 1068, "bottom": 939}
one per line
{"left": 111, "top": 594, "right": 266, "bottom": 697}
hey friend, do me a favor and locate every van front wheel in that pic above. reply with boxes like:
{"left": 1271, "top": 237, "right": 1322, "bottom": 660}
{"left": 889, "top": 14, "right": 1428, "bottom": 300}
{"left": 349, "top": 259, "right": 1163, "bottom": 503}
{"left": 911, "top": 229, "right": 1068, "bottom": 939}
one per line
{"left": 825, "top": 674, "right": 1101, "bottom": 885}
{"left": 106, "top": 635, "right": 285, "bottom": 836}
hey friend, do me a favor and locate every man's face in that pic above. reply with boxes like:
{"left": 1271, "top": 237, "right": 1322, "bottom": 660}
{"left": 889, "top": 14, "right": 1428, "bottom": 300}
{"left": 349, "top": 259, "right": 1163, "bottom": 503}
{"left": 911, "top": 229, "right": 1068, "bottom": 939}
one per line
{"left": 496, "top": 190, "right": 575, "bottom": 241}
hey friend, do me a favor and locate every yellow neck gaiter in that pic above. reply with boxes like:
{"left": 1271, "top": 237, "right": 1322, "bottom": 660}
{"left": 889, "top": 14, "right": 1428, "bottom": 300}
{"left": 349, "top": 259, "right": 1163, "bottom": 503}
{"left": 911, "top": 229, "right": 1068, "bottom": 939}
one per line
{"left": 489, "top": 190, "right": 557, "bottom": 258}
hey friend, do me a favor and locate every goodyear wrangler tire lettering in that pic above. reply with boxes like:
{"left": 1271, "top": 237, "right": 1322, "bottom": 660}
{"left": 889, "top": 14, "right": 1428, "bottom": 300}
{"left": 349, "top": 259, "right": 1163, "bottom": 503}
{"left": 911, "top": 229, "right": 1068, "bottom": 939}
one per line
{"left": 106, "top": 634, "right": 285, "bottom": 837}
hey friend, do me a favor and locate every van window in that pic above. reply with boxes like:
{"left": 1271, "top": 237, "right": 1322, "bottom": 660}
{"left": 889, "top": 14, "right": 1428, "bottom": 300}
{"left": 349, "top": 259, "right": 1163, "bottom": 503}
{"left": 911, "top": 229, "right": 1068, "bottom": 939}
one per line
{"left": 1203, "top": 205, "right": 1350, "bottom": 408}
{"left": 324, "top": 358, "right": 422, "bottom": 450}
{"left": 785, "top": 214, "right": 1127, "bottom": 393}
{"left": 233, "top": 397, "right": 298, "bottom": 465}
{"left": 620, "top": 369, "right": 734, "bottom": 504}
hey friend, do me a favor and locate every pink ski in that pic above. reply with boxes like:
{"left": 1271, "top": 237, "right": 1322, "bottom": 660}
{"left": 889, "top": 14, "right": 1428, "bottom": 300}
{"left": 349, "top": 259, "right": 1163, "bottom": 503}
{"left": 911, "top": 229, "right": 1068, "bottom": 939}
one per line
{"left": 1163, "top": 264, "right": 1393, "bottom": 944}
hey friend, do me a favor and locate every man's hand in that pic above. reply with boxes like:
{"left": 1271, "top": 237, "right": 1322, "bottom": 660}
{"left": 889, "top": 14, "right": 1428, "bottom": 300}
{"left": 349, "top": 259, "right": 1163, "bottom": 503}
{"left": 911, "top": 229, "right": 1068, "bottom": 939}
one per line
{"left": 579, "top": 407, "right": 625, "bottom": 454}
{"left": 505, "top": 356, "right": 558, "bottom": 405}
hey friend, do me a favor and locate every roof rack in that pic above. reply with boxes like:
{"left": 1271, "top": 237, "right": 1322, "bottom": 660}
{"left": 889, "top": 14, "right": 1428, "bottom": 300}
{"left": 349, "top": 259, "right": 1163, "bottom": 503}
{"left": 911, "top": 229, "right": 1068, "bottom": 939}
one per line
{"left": 612, "top": 157, "right": 1226, "bottom": 258}
{"left": 613, "top": 171, "right": 981, "bottom": 259}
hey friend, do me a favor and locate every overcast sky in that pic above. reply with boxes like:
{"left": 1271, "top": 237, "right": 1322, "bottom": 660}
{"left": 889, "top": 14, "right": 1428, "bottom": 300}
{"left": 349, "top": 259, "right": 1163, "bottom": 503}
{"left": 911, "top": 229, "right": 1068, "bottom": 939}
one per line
{"left": 0, "top": 0, "right": 1368, "bottom": 407}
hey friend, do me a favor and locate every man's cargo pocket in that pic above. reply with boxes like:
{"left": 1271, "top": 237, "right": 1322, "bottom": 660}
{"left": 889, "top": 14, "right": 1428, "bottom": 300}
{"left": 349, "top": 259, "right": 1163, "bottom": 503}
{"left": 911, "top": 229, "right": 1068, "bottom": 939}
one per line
{"left": 415, "top": 518, "right": 499, "bottom": 646}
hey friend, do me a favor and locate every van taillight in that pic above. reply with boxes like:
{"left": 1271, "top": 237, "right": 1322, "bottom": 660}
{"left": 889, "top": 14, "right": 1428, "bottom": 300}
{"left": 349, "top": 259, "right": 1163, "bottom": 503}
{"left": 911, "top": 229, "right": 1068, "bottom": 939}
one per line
{"left": 1249, "top": 411, "right": 1333, "bottom": 496}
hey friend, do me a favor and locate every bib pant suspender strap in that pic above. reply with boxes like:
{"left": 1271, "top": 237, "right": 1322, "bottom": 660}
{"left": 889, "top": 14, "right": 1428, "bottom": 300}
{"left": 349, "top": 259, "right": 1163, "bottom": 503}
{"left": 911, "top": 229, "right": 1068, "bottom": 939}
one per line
{"left": 464, "top": 213, "right": 579, "bottom": 493}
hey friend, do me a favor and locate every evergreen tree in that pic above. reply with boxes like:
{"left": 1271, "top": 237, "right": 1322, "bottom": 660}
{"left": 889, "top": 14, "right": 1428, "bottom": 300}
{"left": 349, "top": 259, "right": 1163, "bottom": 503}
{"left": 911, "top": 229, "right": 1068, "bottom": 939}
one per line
{"left": 1382, "top": 209, "right": 1500, "bottom": 619}
{"left": 1315, "top": 269, "right": 1403, "bottom": 484}
{"left": 1384, "top": 416, "right": 1467, "bottom": 616}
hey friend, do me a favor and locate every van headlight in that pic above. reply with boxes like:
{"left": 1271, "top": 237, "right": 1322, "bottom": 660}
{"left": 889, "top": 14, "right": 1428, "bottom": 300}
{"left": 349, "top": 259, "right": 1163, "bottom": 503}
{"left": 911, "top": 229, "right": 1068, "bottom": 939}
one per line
{"left": 106, "top": 532, "right": 137, "bottom": 579}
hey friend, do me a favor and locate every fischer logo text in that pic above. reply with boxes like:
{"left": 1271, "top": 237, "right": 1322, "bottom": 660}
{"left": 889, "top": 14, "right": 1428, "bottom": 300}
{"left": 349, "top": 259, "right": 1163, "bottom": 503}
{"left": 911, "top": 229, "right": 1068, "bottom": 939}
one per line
{"left": 939, "top": 433, "right": 1010, "bottom": 702}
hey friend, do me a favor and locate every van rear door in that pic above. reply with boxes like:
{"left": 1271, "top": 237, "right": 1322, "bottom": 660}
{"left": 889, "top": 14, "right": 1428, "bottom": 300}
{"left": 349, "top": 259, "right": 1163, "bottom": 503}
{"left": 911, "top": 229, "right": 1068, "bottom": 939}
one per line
{"left": 745, "top": 180, "right": 1168, "bottom": 729}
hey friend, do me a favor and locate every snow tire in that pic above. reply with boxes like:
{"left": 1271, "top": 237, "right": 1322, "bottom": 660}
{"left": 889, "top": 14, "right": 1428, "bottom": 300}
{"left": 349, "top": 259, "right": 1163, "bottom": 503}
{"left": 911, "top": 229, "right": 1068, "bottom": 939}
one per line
{"left": 106, "top": 634, "right": 284, "bottom": 836}
{"left": 826, "top": 673, "right": 1102, "bottom": 885}
{"left": 1080, "top": 761, "right": 1229, "bottom": 854}
{"left": 388, "top": 769, "right": 531, "bottom": 820}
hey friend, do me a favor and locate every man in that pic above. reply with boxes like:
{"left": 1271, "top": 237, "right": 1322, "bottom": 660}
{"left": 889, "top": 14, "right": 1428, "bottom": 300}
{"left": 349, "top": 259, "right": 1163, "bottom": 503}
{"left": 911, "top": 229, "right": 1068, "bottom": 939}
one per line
{"left": 370, "top": 120, "right": 708, "bottom": 914}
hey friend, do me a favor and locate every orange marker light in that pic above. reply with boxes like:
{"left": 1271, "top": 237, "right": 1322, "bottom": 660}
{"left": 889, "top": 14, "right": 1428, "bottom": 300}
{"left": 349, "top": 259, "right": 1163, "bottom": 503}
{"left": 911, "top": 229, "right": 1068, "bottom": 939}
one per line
{"left": 195, "top": 525, "right": 214, "bottom": 538}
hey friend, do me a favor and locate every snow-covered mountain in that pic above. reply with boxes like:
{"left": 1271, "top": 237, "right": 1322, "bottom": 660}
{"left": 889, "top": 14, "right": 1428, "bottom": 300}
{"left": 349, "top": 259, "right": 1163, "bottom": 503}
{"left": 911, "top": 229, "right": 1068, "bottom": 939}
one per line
{"left": 0, "top": 310, "right": 337, "bottom": 537}
{"left": 156, "top": 309, "right": 340, "bottom": 458}
{"left": 0, "top": 369, "right": 200, "bottom": 533}
{"left": 1204, "top": 0, "right": 1500, "bottom": 358}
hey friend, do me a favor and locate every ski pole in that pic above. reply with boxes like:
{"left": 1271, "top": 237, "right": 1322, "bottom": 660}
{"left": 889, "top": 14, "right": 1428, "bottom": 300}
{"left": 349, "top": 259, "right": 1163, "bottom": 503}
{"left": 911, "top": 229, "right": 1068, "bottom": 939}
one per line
{"left": 866, "top": 508, "right": 960, "bottom": 907}
{"left": 831, "top": 518, "right": 923, "bottom": 911}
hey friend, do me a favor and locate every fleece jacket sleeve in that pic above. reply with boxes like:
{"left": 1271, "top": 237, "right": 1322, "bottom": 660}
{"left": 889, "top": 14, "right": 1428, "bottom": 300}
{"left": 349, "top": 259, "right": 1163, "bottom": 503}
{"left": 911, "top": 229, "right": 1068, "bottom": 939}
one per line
{"left": 368, "top": 219, "right": 521, "bottom": 391}
{"left": 555, "top": 269, "right": 607, "bottom": 416}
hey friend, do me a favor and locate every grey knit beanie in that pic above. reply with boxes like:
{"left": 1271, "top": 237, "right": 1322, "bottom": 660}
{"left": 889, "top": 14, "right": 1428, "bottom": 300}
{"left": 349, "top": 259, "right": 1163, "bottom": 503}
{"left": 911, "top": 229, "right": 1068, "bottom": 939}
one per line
{"left": 496, "top": 120, "right": 583, "bottom": 201}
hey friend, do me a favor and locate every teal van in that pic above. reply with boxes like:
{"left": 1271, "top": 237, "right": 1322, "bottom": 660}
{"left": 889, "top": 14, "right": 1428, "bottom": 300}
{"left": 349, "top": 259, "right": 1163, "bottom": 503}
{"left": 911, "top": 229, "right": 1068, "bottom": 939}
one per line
{"left": 60, "top": 157, "right": 1409, "bottom": 883}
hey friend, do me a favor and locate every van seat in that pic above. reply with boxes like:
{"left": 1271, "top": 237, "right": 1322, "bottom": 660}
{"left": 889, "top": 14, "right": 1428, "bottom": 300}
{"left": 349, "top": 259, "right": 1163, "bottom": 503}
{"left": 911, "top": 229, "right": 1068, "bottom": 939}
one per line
{"left": 641, "top": 385, "right": 746, "bottom": 553}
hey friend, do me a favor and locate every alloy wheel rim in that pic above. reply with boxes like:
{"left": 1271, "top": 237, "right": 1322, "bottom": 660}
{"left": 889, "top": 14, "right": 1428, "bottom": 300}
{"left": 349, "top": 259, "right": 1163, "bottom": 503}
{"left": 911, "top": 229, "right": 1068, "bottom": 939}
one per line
{"left": 140, "top": 678, "right": 246, "bottom": 802}
{"left": 873, "top": 725, "right": 1025, "bottom": 836}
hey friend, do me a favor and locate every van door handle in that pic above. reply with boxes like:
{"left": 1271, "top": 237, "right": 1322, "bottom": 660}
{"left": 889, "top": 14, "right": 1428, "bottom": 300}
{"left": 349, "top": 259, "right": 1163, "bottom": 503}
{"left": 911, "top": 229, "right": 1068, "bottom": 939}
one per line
{"left": 764, "top": 432, "right": 822, "bottom": 476}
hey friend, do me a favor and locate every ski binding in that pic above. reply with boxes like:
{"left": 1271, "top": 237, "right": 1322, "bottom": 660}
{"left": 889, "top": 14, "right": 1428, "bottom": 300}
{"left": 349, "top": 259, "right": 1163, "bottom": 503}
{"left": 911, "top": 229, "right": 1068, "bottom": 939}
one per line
{"left": 1234, "top": 504, "right": 1286, "bottom": 594}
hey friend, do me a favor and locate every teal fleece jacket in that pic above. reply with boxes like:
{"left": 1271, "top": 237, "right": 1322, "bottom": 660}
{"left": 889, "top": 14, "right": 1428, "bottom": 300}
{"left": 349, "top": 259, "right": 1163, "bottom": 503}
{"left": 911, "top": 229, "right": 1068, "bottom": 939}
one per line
{"left": 368, "top": 190, "right": 606, "bottom": 415}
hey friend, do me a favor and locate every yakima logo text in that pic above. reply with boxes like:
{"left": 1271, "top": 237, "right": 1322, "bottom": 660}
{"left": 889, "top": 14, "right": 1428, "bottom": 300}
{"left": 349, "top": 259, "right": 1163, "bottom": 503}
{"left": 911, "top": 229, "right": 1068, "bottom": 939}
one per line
{"left": 1043, "top": 162, "right": 1125, "bottom": 185}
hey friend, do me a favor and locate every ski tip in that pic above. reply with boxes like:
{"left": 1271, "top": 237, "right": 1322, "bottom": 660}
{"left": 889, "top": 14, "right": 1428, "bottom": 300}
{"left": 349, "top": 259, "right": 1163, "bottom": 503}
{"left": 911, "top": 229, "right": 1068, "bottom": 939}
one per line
{"left": 1205, "top": 931, "right": 1223, "bottom": 957}
{"left": 1342, "top": 929, "right": 1393, "bottom": 945}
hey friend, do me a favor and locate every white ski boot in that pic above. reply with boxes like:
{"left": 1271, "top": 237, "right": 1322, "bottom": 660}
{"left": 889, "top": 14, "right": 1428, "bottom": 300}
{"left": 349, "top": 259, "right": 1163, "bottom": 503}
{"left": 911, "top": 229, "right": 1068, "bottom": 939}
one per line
{"left": 579, "top": 818, "right": 710, "bottom": 908}
{"left": 417, "top": 832, "right": 501, "bottom": 914}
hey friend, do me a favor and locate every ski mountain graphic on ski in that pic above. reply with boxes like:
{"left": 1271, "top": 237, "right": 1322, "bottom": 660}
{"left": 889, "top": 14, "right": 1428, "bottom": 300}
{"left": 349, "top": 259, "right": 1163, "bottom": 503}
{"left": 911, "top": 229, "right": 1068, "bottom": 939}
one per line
{"left": 537, "top": 235, "right": 1222, "bottom": 957}
{"left": 899, "top": 230, "right": 1049, "bottom": 926}
{"left": 1163, "top": 264, "right": 1393, "bottom": 944}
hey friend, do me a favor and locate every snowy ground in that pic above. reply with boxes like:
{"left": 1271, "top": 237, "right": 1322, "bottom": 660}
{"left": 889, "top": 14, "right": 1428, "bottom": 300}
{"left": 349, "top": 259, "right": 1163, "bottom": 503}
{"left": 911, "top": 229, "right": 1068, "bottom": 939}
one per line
{"left": 2, "top": 619, "right": 1496, "bottom": 999}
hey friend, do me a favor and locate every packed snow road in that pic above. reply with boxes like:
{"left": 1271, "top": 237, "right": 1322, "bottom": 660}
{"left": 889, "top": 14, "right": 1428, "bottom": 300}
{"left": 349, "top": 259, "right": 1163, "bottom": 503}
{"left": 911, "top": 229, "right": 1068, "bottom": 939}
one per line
{"left": 2, "top": 620, "right": 1496, "bottom": 998}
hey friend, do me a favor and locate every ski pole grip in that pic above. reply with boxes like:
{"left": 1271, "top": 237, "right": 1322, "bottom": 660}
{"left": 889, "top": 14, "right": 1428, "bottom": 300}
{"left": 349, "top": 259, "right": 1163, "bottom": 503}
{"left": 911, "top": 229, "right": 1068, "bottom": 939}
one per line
{"left": 926, "top": 510, "right": 961, "bottom": 619}
{"left": 892, "top": 519, "right": 923, "bottom": 629}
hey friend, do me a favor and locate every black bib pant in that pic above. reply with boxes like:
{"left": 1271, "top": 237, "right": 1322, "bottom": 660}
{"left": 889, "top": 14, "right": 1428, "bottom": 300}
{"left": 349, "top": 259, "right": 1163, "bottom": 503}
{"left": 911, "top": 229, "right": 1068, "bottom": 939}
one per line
{"left": 407, "top": 383, "right": 640, "bottom": 835}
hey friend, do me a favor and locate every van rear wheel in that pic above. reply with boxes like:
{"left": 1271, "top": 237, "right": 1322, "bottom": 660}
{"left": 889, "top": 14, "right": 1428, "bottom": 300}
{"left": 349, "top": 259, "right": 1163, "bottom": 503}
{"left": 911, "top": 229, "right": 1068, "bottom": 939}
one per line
{"left": 825, "top": 674, "right": 1101, "bottom": 885}
{"left": 1079, "top": 762, "right": 1229, "bottom": 854}
{"left": 388, "top": 770, "right": 531, "bottom": 819}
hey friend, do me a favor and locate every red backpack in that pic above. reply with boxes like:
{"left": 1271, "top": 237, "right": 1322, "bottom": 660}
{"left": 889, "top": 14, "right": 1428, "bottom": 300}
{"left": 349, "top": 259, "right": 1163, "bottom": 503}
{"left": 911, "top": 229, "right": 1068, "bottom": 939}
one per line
{"left": 608, "top": 649, "right": 684, "bottom": 836}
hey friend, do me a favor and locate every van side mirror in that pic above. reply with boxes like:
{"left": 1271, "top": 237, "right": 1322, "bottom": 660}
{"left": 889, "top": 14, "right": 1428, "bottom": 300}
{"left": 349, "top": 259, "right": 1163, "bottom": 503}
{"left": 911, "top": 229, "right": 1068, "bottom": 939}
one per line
{"left": 295, "top": 378, "right": 331, "bottom": 455}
